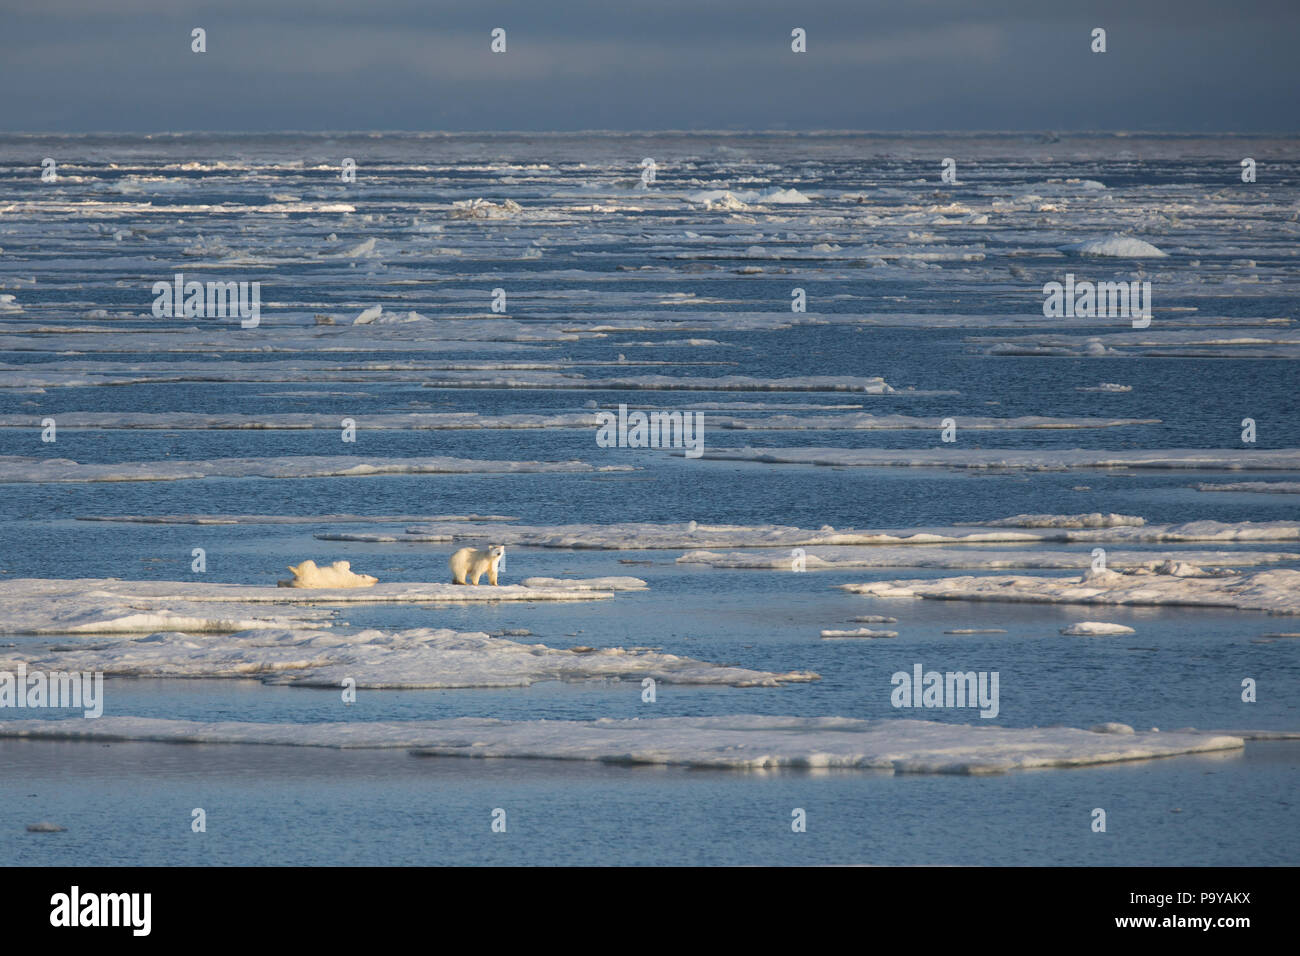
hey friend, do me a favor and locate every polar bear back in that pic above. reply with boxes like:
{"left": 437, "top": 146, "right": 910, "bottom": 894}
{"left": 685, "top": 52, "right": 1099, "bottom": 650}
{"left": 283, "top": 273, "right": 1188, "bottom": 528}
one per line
{"left": 280, "top": 559, "right": 378, "bottom": 589}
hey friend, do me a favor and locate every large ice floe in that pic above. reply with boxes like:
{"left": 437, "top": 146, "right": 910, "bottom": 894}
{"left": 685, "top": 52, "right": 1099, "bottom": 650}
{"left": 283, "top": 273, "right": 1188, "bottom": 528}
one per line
{"left": 415, "top": 373, "right": 908, "bottom": 393}
{"left": 1, "top": 628, "right": 816, "bottom": 688}
{"left": 76, "top": 513, "right": 518, "bottom": 525}
{"left": 0, "top": 578, "right": 626, "bottom": 635}
{"left": 318, "top": 517, "right": 1300, "bottom": 548}
{"left": 0, "top": 716, "right": 1247, "bottom": 773}
{"left": 975, "top": 330, "right": 1300, "bottom": 360}
{"left": 0, "top": 410, "right": 1156, "bottom": 433}
{"left": 678, "top": 547, "right": 1300, "bottom": 572}
{"left": 0, "top": 455, "right": 627, "bottom": 483}
{"left": 708, "top": 413, "right": 1158, "bottom": 431}
{"left": 0, "top": 411, "right": 601, "bottom": 431}
{"left": 695, "top": 446, "right": 1300, "bottom": 471}
{"left": 844, "top": 566, "right": 1300, "bottom": 616}
{"left": 1195, "top": 482, "right": 1300, "bottom": 494}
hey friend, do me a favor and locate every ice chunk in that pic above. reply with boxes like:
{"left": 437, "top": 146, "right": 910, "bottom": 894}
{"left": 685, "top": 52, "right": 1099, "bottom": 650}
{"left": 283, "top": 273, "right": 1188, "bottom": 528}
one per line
{"left": 519, "top": 577, "right": 648, "bottom": 591}
{"left": 820, "top": 628, "right": 898, "bottom": 639}
{"left": 1060, "top": 622, "right": 1136, "bottom": 636}
{"left": 1058, "top": 236, "right": 1167, "bottom": 257}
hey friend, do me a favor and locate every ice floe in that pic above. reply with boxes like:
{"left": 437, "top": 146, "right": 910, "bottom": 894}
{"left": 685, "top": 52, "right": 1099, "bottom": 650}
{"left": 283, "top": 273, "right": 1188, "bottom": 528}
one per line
{"left": 977, "top": 330, "right": 1300, "bottom": 359}
{"left": 970, "top": 513, "right": 1145, "bottom": 528}
{"left": 75, "top": 513, "right": 517, "bottom": 525}
{"left": 1, "top": 628, "right": 816, "bottom": 689}
{"left": 416, "top": 373, "right": 904, "bottom": 393}
{"left": 449, "top": 198, "right": 522, "bottom": 219}
{"left": 519, "top": 577, "right": 648, "bottom": 591}
{"left": 0, "top": 411, "right": 600, "bottom": 431}
{"left": 709, "top": 413, "right": 1158, "bottom": 431}
{"left": 1058, "top": 236, "right": 1168, "bottom": 257}
{"left": 845, "top": 566, "right": 1300, "bottom": 616}
{"left": 0, "top": 577, "right": 621, "bottom": 635}
{"left": 820, "top": 628, "right": 898, "bottom": 639}
{"left": 320, "top": 517, "right": 1300, "bottom": 549}
{"left": 0, "top": 715, "right": 1246, "bottom": 774}
{"left": 1061, "top": 622, "right": 1136, "bottom": 636}
{"left": 695, "top": 446, "right": 1300, "bottom": 472}
{"left": 0, "top": 455, "right": 626, "bottom": 484}
{"left": 1195, "top": 482, "right": 1300, "bottom": 494}
{"left": 0, "top": 410, "right": 1154, "bottom": 433}
{"left": 677, "top": 547, "right": 1300, "bottom": 572}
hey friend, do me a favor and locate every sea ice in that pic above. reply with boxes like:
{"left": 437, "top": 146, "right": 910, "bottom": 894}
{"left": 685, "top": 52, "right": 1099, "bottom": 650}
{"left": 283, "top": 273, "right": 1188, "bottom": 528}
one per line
{"left": 695, "top": 446, "right": 1300, "bottom": 472}
{"left": 676, "top": 547, "right": 1299, "bottom": 571}
{"left": 1060, "top": 622, "right": 1137, "bottom": 636}
{"left": 1058, "top": 236, "right": 1168, "bottom": 257}
{"left": 321, "top": 517, "right": 1300, "bottom": 549}
{"left": 0, "top": 455, "right": 624, "bottom": 484}
{"left": 519, "top": 577, "right": 648, "bottom": 591}
{"left": 970, "top": 513, "right": 1145, "bottom": 528}
{"left": 1195, "top": 482, "right": 1300, "bottom": 494}
{"left": 820, "top": 628, "right": 898, "bottom": 639}
{"left": 844, "top": 565, "right": 1300, "bottom": 616}
{"left": 2, "top": 627, "right": 817, "bottom": 689}
{"left": 0, "top": 715, "right": 1247, "bottom": 774}
{"left": 0, "top": 577, "right": 618, "bottom": 634}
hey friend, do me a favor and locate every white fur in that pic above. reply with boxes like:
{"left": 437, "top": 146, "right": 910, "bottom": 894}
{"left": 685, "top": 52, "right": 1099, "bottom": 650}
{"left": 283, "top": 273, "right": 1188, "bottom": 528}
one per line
{"left": 449, "top": 545, "right": 506, "bottom": 586}
{"left": 278, "top": 560, "right": 378, "bottom": 589}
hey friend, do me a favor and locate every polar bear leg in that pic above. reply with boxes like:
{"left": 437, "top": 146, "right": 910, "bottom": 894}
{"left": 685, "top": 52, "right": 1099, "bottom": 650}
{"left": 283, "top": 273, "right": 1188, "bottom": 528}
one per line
{"left": 488, "top": 566, "right": 499, "bottom": 586}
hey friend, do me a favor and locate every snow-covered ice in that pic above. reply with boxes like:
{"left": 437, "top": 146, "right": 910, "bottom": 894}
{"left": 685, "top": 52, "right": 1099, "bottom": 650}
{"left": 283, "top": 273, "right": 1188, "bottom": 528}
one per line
{"left": 0, "top": 577, "right": 621, "bottom": 634}
{"left": 820, "top": 627, "right": 898, "bottom": 639}
{"left": 0, "top": 455, "right": 626, "bottom": 483}
{"left": 696, "top": 446, "right": 1300, "bottom": 472}
{"left": 1058, "top": 236, "right": 1168, "bottom": 258}
{"left": 1195, "top": 482, "right": 1300, "bottom": 494}
{"left": 968, "top": 513, "right": 1145, "bottom": 528}
{"left": 0, "top": 715, "right": 1247, "bottom": 774}
{"left": 676, "top": 547, "right": 1300, "bottom": 571}
{"left": 844, "top": 566, "right": 1300, "bottom": 616}
{"left": 519, "top": 577, "right": 649, "bottom": 591}
{"left": 1060, "top": 622, "right": 1137, "bottom": 636}
{"left": 321, "top": 517, "right": 1300, "bottom": 549}
{"left": 1, "top": 627, "right": 817, "bottom": 689}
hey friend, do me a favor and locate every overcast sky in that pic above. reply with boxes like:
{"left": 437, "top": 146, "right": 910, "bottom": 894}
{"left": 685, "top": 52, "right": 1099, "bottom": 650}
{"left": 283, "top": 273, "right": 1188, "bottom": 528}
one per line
{"left": 2, "top": 0, "right": 1296, "bottom": 132}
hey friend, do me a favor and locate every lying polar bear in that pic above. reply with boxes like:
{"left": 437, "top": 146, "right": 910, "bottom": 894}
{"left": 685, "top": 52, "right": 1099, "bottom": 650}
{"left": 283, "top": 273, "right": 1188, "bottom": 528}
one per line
{"left": 449, "top": 545, "right": 506, "bottom": 586}
{"left": 278, "top": 559, "right": 379, "bottom": 589}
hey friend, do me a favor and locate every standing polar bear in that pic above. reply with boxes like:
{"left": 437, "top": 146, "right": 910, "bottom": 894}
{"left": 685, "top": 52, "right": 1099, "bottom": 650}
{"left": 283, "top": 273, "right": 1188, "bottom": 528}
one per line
{"left": 449, "top": 545, "right": 506, "bottom": 586}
